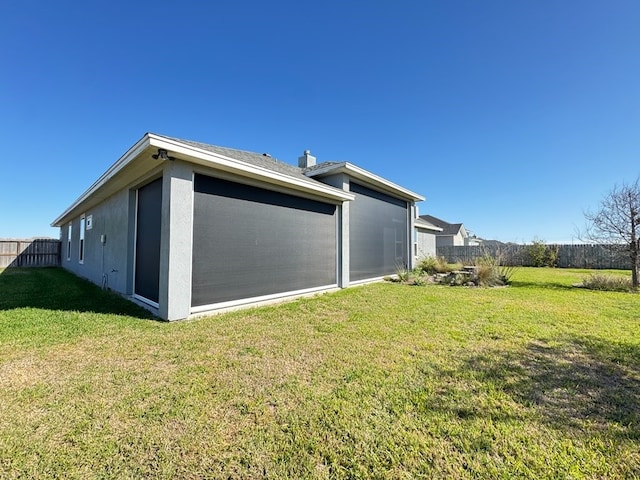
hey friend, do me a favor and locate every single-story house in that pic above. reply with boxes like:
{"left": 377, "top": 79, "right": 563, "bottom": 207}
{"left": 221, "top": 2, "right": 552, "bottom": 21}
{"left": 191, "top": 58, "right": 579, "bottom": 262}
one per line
{"left": 52, "top": 133, "right": 424, "bottom": 320}
{"left": 419, "top": 214, "right": 481, "bottom": 247}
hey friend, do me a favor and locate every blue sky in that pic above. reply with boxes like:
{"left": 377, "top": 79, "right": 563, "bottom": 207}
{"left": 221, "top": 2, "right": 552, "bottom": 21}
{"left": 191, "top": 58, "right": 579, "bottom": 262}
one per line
{"left": 2, "top": 0, "right": 639, "bottom": 243}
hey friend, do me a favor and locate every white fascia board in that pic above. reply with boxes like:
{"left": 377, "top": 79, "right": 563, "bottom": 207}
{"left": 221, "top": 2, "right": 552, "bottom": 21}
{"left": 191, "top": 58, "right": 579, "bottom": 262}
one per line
{"left": 51, "top": 134, "right": 152, "bottom": 226}
{"left": 415, "top": 223, "right": 444, "bottom": 232}
{"left": 147, "top": 134, "right": 354, "bottom": 202}
{"left": 306, "top": 162, "right": 425, "bottom": 202}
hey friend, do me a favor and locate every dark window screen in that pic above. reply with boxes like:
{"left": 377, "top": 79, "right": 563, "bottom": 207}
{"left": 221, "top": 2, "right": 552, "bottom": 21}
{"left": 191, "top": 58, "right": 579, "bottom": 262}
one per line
{"left": 349, "top": 182, "right": 408, "bottom": 281}
{"left": 192, "top": 174, "right": 337, "bottom": 306}
{"left": 134, "top": 177, "right": 162, "bottom": 303}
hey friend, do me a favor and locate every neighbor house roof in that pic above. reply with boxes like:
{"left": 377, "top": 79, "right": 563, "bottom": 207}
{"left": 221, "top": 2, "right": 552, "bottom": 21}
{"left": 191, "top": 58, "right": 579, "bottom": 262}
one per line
{"left": 419, "top": 215, "right": 464, "bottom": 236}
{"left": 52, "top": 133, "right": 355, "bottom": 227}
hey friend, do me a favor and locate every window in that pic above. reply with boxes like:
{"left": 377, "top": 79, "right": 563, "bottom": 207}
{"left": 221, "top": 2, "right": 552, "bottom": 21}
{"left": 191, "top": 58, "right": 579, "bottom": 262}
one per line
{"left": 79, "top": 215, "right": 85, "bottom": 263}
{"left": 67, "top": 222, "right": 72, "bottom": 261}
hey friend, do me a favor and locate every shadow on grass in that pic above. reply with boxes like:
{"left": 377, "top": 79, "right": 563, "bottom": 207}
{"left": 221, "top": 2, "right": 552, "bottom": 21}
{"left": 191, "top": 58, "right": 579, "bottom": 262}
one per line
{"left": 457, "top": 336, "right": 640, "bottom": 439}
{"left": 0, "top": 267, "right": 156, "bottom": 320}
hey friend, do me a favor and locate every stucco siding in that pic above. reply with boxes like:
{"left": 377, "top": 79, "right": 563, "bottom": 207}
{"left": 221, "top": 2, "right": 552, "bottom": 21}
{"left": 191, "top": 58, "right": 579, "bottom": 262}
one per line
{"left": 60, "top": 189, "right": 131, "bottom": 294}
{"left": 53, "top": 133, "right": 424, "bottom": 321}
{"left": 416, "top": 229, "right": 437, "bottom": 258}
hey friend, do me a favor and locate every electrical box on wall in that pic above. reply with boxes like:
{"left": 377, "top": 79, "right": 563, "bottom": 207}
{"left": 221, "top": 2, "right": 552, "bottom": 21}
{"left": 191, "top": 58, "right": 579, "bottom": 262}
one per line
{"left": 86, "top": 215, "right": 93, "bottom": 230}
{"left": 100, "top": 234, "right": 106, "bottom": 244}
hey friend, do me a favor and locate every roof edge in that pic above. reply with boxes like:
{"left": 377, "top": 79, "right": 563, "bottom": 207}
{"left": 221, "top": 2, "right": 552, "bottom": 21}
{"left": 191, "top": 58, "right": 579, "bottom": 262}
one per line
{"left": 51, "top": 133, "right": 153, "bottom": 227}
{"left": 305, "top": 162, "right": 425, "bottom": 202}
{"left": 147, "top": 135, "right": 355, "bottom": 202}
{"left": 52, "top": 133, "right": 355, "bottom": 227}
{"left": 414, "top": 219, "right": 444, "bottom": 232}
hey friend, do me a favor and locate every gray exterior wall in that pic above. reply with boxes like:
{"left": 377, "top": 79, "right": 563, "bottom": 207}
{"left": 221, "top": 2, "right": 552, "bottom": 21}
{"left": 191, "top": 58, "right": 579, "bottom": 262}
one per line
{"left": 60, "top": 188, "right": 132, "bottom": 295}
{"left": 415, "top": 229, "right": 437, "bottom": 258}
{"left": 58, "top": 161, "right": 348, "bottom": 321}
{"left": 57, "top": 155, "right": 419, "bottom": 321}
{"left": 159, "top": 160, "right": 194, "bottom": 321}
{"left": 59, "top": 161, "right": 192, "bottom": 321}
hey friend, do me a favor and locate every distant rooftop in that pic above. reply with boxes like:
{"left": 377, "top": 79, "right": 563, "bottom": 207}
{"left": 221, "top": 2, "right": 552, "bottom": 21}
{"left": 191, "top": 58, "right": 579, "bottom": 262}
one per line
{"left": 419, "top": 215, "right": 464, "bottom": 236}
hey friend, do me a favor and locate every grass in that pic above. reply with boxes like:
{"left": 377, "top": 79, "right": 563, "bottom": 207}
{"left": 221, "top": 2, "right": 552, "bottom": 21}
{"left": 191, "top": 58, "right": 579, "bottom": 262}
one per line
{"left": 1, "top": 267, "right": 639, "bottom": 479}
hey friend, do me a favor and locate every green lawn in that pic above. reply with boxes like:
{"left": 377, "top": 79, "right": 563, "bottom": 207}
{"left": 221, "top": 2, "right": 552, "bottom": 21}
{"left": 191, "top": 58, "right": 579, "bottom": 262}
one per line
{"left": 0, "top": 267, "right": 639, "bottom": 479}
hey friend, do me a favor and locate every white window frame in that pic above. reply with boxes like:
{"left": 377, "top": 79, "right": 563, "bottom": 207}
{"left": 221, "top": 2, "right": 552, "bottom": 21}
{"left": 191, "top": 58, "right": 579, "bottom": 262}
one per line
{"left": 79, "top": 215, "right": 86, "bottom": 264}
{"left": 67, "top": 222, "right": 72, "bottom": 261}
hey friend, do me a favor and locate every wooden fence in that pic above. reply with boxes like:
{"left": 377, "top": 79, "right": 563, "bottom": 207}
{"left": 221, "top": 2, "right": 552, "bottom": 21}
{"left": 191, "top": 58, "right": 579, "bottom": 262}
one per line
{"left": 436, "top": 244, "right": 632, "bottom": 270}
{"left": 0, "top": 239, "right": 61, "bottom": 268}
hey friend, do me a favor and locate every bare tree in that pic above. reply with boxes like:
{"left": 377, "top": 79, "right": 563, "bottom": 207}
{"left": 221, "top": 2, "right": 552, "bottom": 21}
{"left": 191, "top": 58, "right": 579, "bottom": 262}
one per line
{"left": 584, "top": 178, "right": 640, "bottom": 288}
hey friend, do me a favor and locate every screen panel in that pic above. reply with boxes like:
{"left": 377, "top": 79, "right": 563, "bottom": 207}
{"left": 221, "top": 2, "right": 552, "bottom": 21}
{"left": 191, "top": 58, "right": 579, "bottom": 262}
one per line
{"left": 192, "top": 174, "right": 337, "bottom": 306}
{"left": 349, "top": 182, "right": 408, "bottom": 281}
{"left": 134, "top": 177, "right": 162, "bottom": 303}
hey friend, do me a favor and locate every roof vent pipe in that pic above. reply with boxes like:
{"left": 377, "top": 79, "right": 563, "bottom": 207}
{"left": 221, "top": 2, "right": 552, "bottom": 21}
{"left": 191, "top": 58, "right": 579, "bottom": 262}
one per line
{"left": 298, "top": 150, "right": 316, "bottom": 168}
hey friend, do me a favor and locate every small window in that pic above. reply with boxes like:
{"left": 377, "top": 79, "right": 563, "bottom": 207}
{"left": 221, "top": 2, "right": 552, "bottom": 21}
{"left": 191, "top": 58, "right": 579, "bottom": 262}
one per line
{"left": 79, "top": 215, "right": 86, "bottom": 264}
{"left": 67, "top": 222, "right": 72, "bottom": 261}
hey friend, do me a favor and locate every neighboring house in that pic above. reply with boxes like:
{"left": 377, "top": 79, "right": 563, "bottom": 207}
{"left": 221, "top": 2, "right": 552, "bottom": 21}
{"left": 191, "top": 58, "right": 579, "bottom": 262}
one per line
{"left": 419, "top": 214, "right": 481, "bottom": 247}
{"left": 52, "top": 133, "right": 424, "bottom": 321}
{"left": 414, "top": 216, "right": 442, "bottom": 258}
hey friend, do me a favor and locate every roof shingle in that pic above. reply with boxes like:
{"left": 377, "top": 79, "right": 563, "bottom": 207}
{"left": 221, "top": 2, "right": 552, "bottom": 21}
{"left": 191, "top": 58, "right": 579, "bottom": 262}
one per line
{"left": 159, "top": 134, "right": 312, "bottom": 182}
{"left": 419, "top": 215, "right": 463, "bottom": 235}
